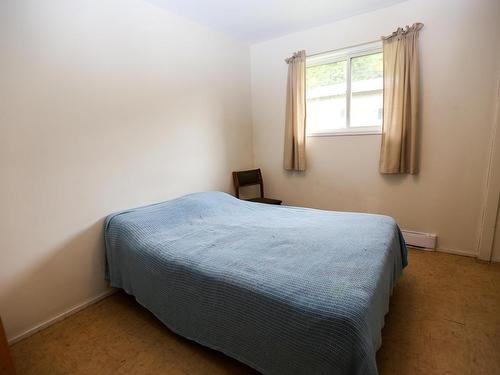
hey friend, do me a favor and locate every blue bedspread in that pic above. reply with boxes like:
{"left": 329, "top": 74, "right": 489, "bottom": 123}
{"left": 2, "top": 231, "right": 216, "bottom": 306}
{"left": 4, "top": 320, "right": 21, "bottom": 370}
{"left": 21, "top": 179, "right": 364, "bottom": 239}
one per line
{"left": 105, "top": 192, "right": 407, "bottom": 375}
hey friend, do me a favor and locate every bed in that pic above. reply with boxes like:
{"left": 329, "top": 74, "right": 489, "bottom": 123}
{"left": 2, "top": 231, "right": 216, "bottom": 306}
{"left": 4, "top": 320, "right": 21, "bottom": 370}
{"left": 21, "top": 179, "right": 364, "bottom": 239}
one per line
{"left": 104, "top": 191, "right": 407, "bottom": 375}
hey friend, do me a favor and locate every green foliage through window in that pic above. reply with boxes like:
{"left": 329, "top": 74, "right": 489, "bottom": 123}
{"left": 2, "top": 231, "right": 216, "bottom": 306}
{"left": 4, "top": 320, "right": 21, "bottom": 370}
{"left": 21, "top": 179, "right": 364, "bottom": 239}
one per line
{"left": 351, "top": 53, "right": 383, "bottom": 81}
{"left": 306, "top": 52, "right": 382, "bottom": 89}
{"left": 306, "top": 61, "right": 346, "bottom": 90}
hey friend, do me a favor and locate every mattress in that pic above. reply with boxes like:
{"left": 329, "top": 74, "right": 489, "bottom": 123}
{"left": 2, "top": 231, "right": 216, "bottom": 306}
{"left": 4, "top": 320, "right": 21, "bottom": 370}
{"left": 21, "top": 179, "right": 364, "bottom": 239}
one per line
{"left": 104, "top": 191, "right": 407, "bottom": 375}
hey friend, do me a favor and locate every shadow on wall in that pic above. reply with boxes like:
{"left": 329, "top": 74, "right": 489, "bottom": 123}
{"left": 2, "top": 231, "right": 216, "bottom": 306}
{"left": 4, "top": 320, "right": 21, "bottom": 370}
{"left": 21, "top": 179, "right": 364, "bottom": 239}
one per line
{"left": 1, "top": 220, "right": 110, "bottom": 341}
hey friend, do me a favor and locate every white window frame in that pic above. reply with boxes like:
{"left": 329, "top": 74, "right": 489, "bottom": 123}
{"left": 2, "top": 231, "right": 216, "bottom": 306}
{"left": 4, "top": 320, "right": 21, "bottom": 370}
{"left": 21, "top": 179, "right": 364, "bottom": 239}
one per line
{"left": 306, "top": 41, "right": 383, "bottom": 137}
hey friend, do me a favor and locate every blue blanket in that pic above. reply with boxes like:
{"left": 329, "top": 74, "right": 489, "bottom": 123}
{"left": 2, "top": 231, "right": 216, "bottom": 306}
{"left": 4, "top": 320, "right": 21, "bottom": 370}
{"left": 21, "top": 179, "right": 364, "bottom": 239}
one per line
{"left": 105, "top": 192, "right": 406, "bottom": 375}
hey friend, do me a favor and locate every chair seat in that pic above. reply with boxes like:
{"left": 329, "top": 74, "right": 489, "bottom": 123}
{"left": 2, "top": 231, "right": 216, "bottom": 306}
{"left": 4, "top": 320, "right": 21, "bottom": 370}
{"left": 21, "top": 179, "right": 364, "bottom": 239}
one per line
{"left": 246, "top": 197, "right": 282, "bottom": 205}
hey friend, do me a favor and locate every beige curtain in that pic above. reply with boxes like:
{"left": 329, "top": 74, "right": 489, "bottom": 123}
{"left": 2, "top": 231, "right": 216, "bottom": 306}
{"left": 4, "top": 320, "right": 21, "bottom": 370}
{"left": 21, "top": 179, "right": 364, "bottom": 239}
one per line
{"left": 283, "top": 50, "right": 306, "bottom": 171}
{"left": 379, "top": 23, "right": 423, "bottom": 174}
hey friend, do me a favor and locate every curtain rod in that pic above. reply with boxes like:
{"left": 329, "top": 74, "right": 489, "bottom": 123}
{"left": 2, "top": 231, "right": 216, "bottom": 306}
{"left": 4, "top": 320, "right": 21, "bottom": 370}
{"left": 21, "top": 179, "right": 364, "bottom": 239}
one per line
{"left": 306, "top": 39, "right": 380, "bottom": 58}
{"left": 381, "top": 22, "right": 424, "bottom": 40}
{"left": 306, "top": 23, "right": 424, "bottom": 58}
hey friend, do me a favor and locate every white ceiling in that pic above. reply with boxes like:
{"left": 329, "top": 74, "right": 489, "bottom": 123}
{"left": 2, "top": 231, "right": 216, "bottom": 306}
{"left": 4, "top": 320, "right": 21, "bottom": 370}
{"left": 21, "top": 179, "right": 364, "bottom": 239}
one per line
{"left": 148, "top": 0, "right": 407, "bottom": 43}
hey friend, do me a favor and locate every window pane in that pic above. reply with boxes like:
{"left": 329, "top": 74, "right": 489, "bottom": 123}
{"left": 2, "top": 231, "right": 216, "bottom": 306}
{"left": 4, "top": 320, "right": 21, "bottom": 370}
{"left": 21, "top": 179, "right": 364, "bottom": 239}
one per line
{"left": 350, "top": 52, "right": 383, "bottom": 127}
{"left": 306, "top": 60, "right": 347, "bottom": 132}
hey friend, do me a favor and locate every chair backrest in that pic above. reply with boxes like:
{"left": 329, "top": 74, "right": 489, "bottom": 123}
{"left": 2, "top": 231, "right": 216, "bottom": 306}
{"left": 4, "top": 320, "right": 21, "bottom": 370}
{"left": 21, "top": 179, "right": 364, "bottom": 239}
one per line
{"left": 232, "top": 169, "right": 264, "bottom": 199}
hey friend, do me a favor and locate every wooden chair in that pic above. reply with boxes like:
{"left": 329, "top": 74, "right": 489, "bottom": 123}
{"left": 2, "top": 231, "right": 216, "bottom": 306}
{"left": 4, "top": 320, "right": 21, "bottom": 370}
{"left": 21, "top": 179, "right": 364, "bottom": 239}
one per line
{"left": 232, "top": 169, "right": 282, "bottom": 205}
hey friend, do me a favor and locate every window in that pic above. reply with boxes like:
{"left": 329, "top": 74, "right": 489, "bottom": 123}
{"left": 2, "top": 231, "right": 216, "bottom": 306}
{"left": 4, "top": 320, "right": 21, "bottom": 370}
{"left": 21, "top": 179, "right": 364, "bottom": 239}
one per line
{"left": 306, "top": 41, "right": 383, "bottom": 136}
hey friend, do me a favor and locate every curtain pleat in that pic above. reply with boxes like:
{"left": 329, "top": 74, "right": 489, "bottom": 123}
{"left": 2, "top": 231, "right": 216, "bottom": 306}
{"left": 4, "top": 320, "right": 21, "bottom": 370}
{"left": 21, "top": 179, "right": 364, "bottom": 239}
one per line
{"left": 283, "top": 50, "right": 306, "bottom": 171}
{"left": 379, "top": 23, "right": 423, "bottom": 174}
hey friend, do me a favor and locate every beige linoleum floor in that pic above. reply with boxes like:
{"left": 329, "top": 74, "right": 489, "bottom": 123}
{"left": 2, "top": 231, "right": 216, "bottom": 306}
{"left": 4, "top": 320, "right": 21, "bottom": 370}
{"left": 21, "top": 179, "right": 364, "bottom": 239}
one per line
{"left": 9, "top": 250, "right": 500, "bottom": 375}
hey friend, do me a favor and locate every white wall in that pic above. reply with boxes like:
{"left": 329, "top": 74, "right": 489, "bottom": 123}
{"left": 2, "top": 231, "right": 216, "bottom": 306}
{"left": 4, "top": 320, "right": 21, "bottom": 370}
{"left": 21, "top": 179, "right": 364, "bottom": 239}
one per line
{"left": 0, "top": 0, "right": 254, "bottom": 340}
{"left": 491, "top": 56, "right": 500, "bottom": 263}
{"left": 251, "top": 0, "right": 500, "bottom": 255}
{"left": 490, "top": 44, "right": 500, "bottom": 263}
{"left": 484, "top": 55, "right": 500, "bottom": 263}
{"left": 493, "top": 209, "right": 500, "bottom": 262}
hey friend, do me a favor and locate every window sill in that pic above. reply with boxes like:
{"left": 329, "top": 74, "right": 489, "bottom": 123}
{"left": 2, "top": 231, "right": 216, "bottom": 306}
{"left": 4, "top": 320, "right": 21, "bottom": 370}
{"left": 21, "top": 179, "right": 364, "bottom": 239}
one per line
{"left": 307, "top": 129, "right": 382, "bottom": 137}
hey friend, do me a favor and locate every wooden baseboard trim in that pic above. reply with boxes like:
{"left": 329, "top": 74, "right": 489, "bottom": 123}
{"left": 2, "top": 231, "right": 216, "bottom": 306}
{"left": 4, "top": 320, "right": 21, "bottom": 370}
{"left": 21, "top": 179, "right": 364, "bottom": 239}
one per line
{"left": 7, "top": 289, "right": 117, "bottom": 346}
{"left": 408, "top": 246, "right": 477, "bottom": 258}
{"left": 436, "top": 247, "right": 477, "bottom": 258}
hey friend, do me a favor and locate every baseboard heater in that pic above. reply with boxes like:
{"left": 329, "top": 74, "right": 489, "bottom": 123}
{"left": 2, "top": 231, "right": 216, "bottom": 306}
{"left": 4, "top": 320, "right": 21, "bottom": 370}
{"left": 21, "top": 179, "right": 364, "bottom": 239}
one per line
{"left": 401, "top": 230, "right": 437, "bottom": 250}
